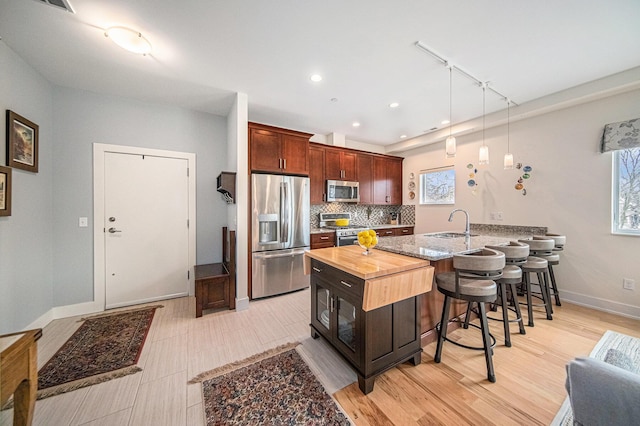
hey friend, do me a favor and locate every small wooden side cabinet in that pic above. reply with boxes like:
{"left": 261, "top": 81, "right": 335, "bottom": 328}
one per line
{"left": 194, "top": 227, "right": 236, "bottom": 317}
{"left": 1, "top": 328, "right": 42, "bottom": 426}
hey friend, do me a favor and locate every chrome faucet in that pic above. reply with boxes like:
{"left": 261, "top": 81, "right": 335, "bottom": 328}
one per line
{"left": 448, "top": 209, "right": 470, "bottom": 237}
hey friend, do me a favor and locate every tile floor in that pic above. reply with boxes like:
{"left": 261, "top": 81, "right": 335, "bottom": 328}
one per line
{"left": 1, "top": 288, "right": 356, "bottom": 426}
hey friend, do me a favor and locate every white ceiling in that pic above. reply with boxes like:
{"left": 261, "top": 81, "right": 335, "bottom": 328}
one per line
{"left": 1, "top": 0, "right": 639, "bottom": 149}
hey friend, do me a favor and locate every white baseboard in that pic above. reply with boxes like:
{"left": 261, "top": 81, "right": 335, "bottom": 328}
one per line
{"left": 24, "top": 301, "right": 102, "bottom": 332}
{"left": 561, "top": 290, "right": 640, "bottom": 320}
{"left": 235, "top": 297, "right": 250, "bottom": 311}
{"left": 52, "top": 301, "right": 103, "bottom": 319}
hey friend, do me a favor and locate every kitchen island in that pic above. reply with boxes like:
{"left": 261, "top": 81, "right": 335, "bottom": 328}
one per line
{"left": 304, "top": 245, "right": 434, "bottom": 394}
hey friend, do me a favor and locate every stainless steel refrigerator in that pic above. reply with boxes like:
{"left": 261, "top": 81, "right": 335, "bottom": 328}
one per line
{"left": 251, "top": 173, "right": 310, "bottom": 299}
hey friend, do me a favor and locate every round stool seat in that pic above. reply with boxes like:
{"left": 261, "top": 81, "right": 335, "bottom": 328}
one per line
{"left": 545, "top": 233, "right": 566, "bottom": 248}
{"left": 522, "top": 256, "right": 548, "bottom": 271}
{"left": 436, "top": 272, "right": 497, "bottom": 298}
{"left": 537, "top": 253, "right": 560, "bottom": 265}
{"left": 500, "top": 265, "right": 523, "bottom": 282}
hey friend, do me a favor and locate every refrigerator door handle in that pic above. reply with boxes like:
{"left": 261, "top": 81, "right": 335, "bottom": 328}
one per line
{"left": 280, "top": 181, "right": 290, "bottom": 244}
{"left": 253, "top": 248, "right": 308, "bottom": 259}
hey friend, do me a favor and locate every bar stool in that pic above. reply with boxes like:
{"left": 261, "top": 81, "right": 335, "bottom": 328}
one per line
{"left": 540, "top": 233, "right": 566, "bottom": 306}
{"left": 434, "top": 248, "right": 505, "bottom": 383}
{"left": 484, "top": 242, "right": 528, "bottom": 347}
{"left": 518, "top": 238, "right": 554, "bottom": 326}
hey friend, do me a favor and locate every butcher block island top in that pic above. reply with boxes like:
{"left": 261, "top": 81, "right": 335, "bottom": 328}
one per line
{"left": 304, "top": 245, "right": 433, "bottom": 311}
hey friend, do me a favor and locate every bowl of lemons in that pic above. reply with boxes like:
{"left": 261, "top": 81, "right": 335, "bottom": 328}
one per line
{"left": 357, "top": 229, "right": 378, "bottom": 255}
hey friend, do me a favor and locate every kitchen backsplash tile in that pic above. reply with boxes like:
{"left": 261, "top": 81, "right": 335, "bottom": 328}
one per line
{"left": 310, "top": 204, "right": 415, "bottom": 228}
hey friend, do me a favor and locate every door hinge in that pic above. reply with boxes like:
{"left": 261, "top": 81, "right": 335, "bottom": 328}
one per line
{"left": 187, "top": 270, "right": 190, "bottom": 280}
{"left": 187, "top": 168, "right": 189, "bottom": 177}
{"left": 187, "top": 219, "right": 189, "bottom": 228}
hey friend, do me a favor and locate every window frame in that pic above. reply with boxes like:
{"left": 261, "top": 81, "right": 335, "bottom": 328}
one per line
{"left": 612, "top": 147, "right": 640, "bottom": 236}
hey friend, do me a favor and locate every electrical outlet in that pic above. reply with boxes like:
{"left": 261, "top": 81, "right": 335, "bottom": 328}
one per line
{"left": 495, "top": 212, "right": 503, "bottom": 221}
{"left": 79, "top": 217, "right": 88, "bottom": 227}
{"left": 623, "top": 278, "right": 635, "bottom": 290}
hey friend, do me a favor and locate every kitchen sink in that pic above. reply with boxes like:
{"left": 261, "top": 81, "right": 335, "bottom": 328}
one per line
{"left": 426, "top": 232, "right": 478, "bottom": 238}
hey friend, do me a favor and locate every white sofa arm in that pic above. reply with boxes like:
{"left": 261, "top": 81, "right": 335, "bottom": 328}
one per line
{"left": 566, "top": 357, "right": 640, "bottom": 426}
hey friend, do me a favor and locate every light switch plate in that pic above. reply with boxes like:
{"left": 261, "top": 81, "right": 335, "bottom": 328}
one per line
{"left": 79, "top": 217, "right": 88, "bottom": 227}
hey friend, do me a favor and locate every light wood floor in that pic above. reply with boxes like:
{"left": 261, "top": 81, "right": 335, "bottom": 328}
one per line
{"left": 1, "top": 290, "right": 638, "bottom": 425}
{"left": 334, "top": 300, "right": 640, "bottom": 425}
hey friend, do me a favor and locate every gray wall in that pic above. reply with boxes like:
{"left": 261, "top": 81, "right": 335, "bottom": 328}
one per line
{"left": 0, "top": 43, "right": 54, "bottom": 333}
{"left": 0, "top": 41, "right": 229, "bottom": 331}
{"left": 51, "top": 88, "right": 229, "bottom": 307}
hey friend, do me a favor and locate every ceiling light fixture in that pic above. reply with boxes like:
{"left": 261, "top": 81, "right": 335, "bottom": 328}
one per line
{"left": 445, "top": 65, "right": 456, "bottom": 158}
{"left": 104, "top": 26, "right": 151, "bottom": 55}
{"left": 352, "top": 122, "right": 361, "bottom": 127}
{"left": 310, "top": 74, "right": 323, "bottom": 82}
{"left": 504, "top": 98, "right": 514, "bottom": 170}
{"left": 389, "top": 102, "right": 399, "bottom": 108}
{"left": 400, "top": 134, "right": 407, "bottom": 139}
{"left": 479, "top": 83, "right": 489, "bottom": 165}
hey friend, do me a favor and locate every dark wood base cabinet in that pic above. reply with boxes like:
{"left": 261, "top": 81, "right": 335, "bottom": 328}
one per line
{"left": 309, "top": 259, "right": 422, "bottom": 394}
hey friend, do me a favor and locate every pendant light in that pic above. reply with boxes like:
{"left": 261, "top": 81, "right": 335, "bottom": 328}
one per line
{"left": 445, "top": 66, "right": 456, "bottom": 158}
{"left": 504, "top": 98, "right": 514, "bottom": 169}
{"left": 478, "top": 84, "right": 489, "bottom": 165}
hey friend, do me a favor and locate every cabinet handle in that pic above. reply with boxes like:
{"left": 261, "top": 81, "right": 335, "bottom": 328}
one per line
{"left": 312, "top": 267, "right": 322, "bottom": 273}
{"left": 283, "top": 158, "right": 287, "bottom": 169}
{"left": 340, "top": 280, "right": 352, "bottom": 288}
{"left": 330, "top": 297, "right": 335, "bottom": 312}
{"left": 402, "top": 229, "right": 409, "bottom": 233}
{"left": 320, "top": 236, "right": 329, "bottom": 240}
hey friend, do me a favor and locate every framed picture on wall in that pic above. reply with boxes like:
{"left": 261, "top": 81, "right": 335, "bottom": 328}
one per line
{"left": 0, "top": 165, "right": 11, "bottom": 217}
{"left": 6, "top": 110, "right": 39, "bottom": 173}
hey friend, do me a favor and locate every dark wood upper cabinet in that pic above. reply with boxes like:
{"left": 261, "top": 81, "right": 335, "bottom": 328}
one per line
{"left": 309, "top": 144, "right": 325, "bottom": 204}
{"left": 249, "top": 122, "right": 311, "bottom": 175}
{"left": 356, "top": 153, "right": 374, "bottom": 205}
{"left": 325, "top": 148, "right": 357, "bottom": 181}
{"left": 373, "top": 156, "right": 403, "bottom": 205}
{"left": 308, "top": 142, "right": 403, "bottom": 205}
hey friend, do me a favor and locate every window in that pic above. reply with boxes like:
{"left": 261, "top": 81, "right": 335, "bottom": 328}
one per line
{"left": 613, "top": 147, "right": 640, "bottom": 235}
{"left": 419, "top": 167, "right": 455, "bottom": 205}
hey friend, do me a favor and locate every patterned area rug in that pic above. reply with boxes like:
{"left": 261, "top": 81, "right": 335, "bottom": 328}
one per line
{"left": 551, "top": 330, "right": 640, "bottom": 425}
{"left": 189, "top": 342, "right": 350, "bottom": 425}
{"left": 36, "top": 305, "right": 159, "bottom": 400}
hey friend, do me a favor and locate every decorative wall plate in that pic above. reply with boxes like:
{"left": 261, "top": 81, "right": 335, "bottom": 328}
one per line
{"left": 409, "top": 172, "right": 415, "bottom": 180}
{"left": 408, "top": 181, "right": 416, "bottom": 190}
{"left": 409, "top": 191, "right": 415, "bottom": 200}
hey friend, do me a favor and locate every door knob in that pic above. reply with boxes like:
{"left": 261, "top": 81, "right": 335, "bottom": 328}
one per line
{"left": 108, "top": 217, "right": 116, "bottom": 222}
{"left": 108, "top": 227, "right": 122, "bottom": 233}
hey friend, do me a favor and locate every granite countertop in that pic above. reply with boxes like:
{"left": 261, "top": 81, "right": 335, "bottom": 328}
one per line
{"left": 374, "top": 226, "right": 543, "bottom": 261}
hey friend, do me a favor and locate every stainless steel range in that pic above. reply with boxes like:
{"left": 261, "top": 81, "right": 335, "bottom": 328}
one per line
{"left": 318, "top": 212, "right": 368, "bottom": 247}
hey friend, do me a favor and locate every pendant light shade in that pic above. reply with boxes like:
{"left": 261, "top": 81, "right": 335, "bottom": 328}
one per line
{"left": 479, "top": 145, "right": 489, "bottom": 165}
{"left": 445, "top": 66, "right": 456, "bottom": 158}
{"left": 504, "top": 99, "right": 514, "bottom": 169}
{"left": 478, "top": 85, "right": 489, "bottom": 165}
{"left": 446, "top": 135, "right": 456, "bottom": 158}
{"left": 504, "top": 152, "right": 514, "bottom": 169}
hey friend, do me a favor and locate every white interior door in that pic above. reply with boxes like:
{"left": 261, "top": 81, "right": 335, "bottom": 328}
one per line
{"left": 104, "top": 152, "right": 189, "bottom": 309}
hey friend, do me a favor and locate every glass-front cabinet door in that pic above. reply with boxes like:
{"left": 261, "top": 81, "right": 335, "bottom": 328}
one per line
{"left": 336, "top": 295, "right": 356, "bottom": 351}
{"left": 314, "top": 282, "right": 331, "bottom": 334}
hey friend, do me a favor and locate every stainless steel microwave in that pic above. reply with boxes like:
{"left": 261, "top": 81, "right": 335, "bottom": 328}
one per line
{"left": 326, "top": 180, "right": 359, "bottom": 203}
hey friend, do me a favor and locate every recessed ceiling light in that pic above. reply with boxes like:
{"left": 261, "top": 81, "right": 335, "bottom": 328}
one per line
{"left": 104, "top": 26, "right": 152, "bottom": 55}
{"left": 310, "top": 74, "right": 322, "bottom": 82}
{"left": 389, "top": 102, "right": 400, "bottom": 108}
{"left": 400, "top": 135, "right": 407, "bottom": 139}
{"left": 441, "top": 120, "right": 450, "bottom": 125}
{"left": 352, "top": 122, "right": 361, "bottom": 127}
{"left": 330, "top": 98, "right": 338, "bottom": 102}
